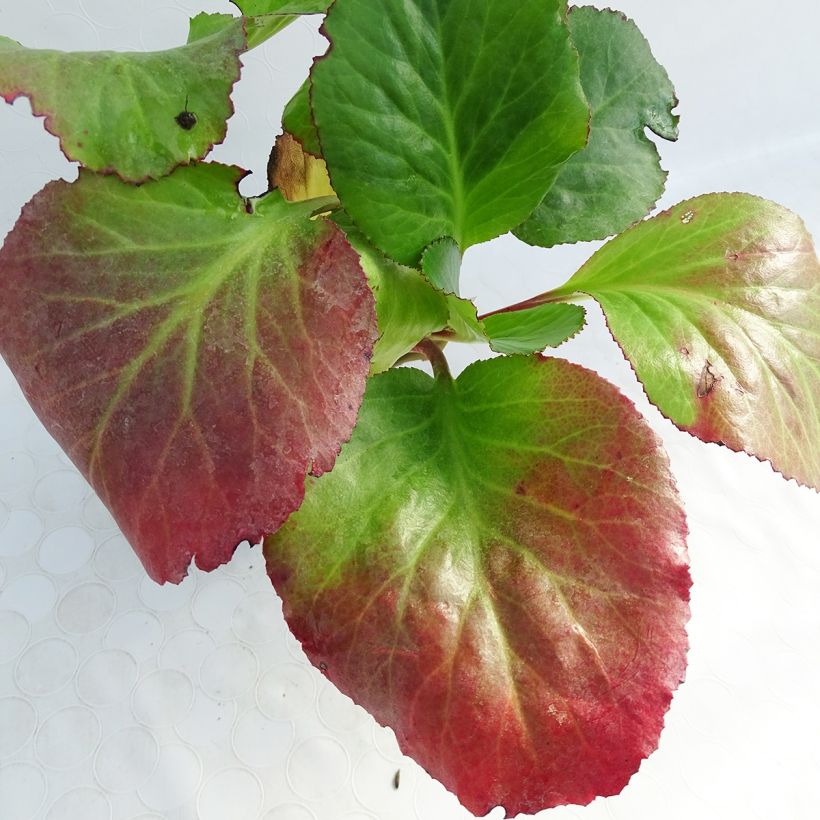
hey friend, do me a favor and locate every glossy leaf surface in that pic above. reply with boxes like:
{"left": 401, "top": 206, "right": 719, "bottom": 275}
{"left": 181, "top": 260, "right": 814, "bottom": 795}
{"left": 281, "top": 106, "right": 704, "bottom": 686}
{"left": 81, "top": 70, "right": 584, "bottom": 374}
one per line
{"left": 311, "top": 0, "right": 589, "bottom": 265}
{"left": 0, "top": 164, "right": 377, "bottom": 583}
{"left": 266, "top": 355, "right": 691, "bottom": 815}
{"left": 0, "top": 14, "right": 245, "bottom": 182}
{"left": 516, "top": 6, "right": 678, "bottom": 248}
{"left": 555, "top": 194, "right": 820, "bottom": 489}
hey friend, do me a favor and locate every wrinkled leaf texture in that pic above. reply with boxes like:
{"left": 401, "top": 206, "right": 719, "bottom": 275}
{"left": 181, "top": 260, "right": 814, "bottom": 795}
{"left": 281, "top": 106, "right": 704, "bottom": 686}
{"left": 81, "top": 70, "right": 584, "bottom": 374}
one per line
{"left": 310, "top": 0, "right": 589, "bottom": 265}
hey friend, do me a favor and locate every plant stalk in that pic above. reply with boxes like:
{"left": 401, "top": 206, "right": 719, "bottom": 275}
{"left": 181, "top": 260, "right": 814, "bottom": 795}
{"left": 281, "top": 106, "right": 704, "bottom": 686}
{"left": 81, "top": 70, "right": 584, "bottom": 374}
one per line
{"left": 414, "top": 339, "right": 452, "bottom": 381}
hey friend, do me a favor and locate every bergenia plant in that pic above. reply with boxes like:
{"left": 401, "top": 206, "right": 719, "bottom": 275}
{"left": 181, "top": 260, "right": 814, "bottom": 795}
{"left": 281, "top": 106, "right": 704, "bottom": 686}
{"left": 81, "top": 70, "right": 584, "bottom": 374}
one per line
{"left": 0, "top": 0, "right": 818, "bottom": 816}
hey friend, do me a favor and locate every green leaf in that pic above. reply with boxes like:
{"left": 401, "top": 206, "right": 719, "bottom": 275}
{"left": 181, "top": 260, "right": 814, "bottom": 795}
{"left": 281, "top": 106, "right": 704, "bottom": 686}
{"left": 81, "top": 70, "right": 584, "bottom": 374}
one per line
{"left": 232, "top": 0, "right": 331, "bottom": 13}
{"left": 282, "top": 79, "right": 321, "bottom": 156}
{"left": 482, "top": 302, "right": 586, "bottom": 354}
{"left": 311, "top": 0, "right": 589, "bottom": 265}
{"left": 422, "top": 237, "right": 462, "bottom": 295}
{"left": 240, "top": 2, "right": 332, "bottom": 50}
{"left": 0, "top": 163, "right": 377, "bottom": 583}
{"left": 332, "top": 214, "right": 449, "bottom": 373}
{"left": 0, "top": 14, "right": 246, "bottom": 182}
{"left": 553, "top": 194, "right": 820, "bottom": 490}
{"left": 265, "top": 354, "right": 690, "bottom": 816}
{"left": 515, "top": 6, "right": 678, "bottom": 248}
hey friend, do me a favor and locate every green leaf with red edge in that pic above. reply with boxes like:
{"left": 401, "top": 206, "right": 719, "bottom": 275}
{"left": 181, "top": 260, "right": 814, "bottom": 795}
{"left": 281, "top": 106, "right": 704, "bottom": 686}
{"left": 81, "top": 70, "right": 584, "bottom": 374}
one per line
{"left": 552, "top": 193, "right": 820, "bottom": 490}
{"left": 0, "top": 14, "right": 245, "bottom": 182}
{"left": 310, "top": 0, "right": 589, "bottom": 266}
{"left": 265, "top": 354, "right": 691, "bottom": 816}
{"left": 0, "top": 163, "right": 377, "bottom": 584}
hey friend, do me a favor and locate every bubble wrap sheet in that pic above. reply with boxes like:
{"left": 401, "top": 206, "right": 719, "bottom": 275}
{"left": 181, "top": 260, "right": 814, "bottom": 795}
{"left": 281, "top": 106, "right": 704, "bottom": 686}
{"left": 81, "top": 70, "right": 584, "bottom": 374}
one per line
{"left": 1, "top": 2, "right": 820, "bottom": 819}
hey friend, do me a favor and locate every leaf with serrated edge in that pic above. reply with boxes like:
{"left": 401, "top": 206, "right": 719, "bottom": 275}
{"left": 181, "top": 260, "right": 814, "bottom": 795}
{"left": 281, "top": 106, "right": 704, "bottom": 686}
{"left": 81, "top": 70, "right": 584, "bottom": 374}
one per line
{"left": 0, "top": 163, "right": 377, "bottom": 583}
{"left": 422, "top": 237, "right": 462, "bottom": 296}
{"left": 483, "top": 303, "right": 586, "bottom": 354}
{"left": 265, "top": 354, "right": 690, "bottom": 816}
{"left": 0, "top": 14, "right": 246, "bottom": 182}
{"left": 553, "top": 193, "right": 820, "bottom": 489}
{"left": 311, "top": 0, "right": 589, "bottom": 265}
{"left": 516, "top": 6, "right": 678, "bottom": 248}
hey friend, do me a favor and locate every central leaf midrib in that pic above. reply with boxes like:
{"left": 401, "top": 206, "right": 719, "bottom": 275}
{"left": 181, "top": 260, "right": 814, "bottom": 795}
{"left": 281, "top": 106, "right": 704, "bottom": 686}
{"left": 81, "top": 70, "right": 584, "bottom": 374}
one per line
{"left": 432, "top": 10, "right": 466, "bottom": 249}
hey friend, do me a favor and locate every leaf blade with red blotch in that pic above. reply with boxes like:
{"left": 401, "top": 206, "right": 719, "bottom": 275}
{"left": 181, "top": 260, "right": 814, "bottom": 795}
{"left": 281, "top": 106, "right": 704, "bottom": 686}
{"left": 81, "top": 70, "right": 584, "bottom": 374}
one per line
{"left": 265, "top": 355, "right": 690, "bottom": 816}
{"left": 0, "top": 163, "right": 377, "bottom": 583}
{"left": 0, "top": 14, "right": 245, "bottom": 182}
{"left": 553, "top": 193, "right": 820, "bottom": 490}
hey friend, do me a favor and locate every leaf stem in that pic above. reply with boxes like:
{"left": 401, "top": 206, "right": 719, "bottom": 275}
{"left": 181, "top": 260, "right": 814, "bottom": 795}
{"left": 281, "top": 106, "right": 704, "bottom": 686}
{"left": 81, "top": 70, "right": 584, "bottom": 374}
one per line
{"left": 477, "top": 288, "right": 582, "bottom": 321}
{"left": 414, "top": 340, "right": 452, "bottom": 382}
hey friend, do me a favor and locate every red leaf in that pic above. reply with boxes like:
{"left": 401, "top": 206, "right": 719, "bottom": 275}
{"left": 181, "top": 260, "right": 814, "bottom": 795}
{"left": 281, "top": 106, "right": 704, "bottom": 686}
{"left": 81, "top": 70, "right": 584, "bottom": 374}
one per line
{"left": 0, "top": 164, "right": 377, "bottom": 583}
{"left": 265, "top": 355, "right": 691, "bottom": 815}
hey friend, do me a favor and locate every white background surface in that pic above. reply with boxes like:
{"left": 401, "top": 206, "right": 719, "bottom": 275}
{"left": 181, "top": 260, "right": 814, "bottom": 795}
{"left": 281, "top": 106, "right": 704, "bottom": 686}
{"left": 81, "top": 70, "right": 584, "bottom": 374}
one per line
{"left": 1, "top": 1, "right": 820, "bottom": 819}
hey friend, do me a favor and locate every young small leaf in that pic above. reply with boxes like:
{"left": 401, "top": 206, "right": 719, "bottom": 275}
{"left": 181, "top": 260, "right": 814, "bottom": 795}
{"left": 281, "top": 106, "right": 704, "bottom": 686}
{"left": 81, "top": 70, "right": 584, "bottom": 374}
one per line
{"left": 311, "top": 0, "right": 589, "bottom": 265}
{"left": 265, "top": 355, "right": 690, "bottom": 816}
{"left": 0, "top": 163, "right": 377, "bottom": 583}
{"left": 0, "top": 14, "right": 246, "bottom": 182}
{"left": 332, "top": 214, "right": 450, "bottom": 374}
{"left": 482, "top": 303, "right": 586, "bottom": 354}
{"left": 516, "top": 6, "right": 679, "bottom": 248}
{"left": 553, "top": 194, "right": 820, "bottom": 490}
{"left": 422, "top": 237, "right": 462, "bottom": 295}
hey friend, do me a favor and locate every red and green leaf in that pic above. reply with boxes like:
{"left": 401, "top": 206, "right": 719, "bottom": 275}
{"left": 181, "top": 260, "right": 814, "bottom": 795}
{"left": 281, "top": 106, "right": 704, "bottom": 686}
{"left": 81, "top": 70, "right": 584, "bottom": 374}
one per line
{"left": 0, "top": 14, "right": 245, "bottom": 182}
{"left": 265, "top": 354, "right": 691, "bottom": 816}
{"left": 553, "top": 194, "right": 820, "bottom": 490}
{"left": 0, "top": 163, "right": 377, "bottom": 583}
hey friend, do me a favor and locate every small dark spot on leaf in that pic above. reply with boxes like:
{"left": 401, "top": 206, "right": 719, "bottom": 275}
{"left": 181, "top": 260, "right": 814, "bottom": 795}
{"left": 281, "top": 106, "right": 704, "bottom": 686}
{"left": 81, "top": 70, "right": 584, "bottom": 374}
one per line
{"left": 680, "top": 346, "right": 690, "bottom": 356}
{"left": 244, "top": 199, "right": 254, "bottom": 215}
{"left": 176, "top": 110, "right": 197, "bottom": 130}
{"left": 697, "top": 361, "right": 717, "bottom": 398}
{"left": 514, "top": 481, "right": 527, "bottom": 496}
{"left": 393, "top": 770, "right": 401, "bottom": 790}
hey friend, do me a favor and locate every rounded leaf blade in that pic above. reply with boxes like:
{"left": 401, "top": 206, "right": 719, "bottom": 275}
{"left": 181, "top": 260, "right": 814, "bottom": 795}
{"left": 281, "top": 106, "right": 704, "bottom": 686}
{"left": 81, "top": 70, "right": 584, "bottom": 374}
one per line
{"left": 265, "top": 355, "right": 691, "bottom": 815}
{"left": 0, "top": 163, "right": 377, "bottom": 583}
{"left": 311, "top": 0, "right": 589, "bottom": 265}
{"left": 515, "top": 6, "right": 679, "bottom": 248}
